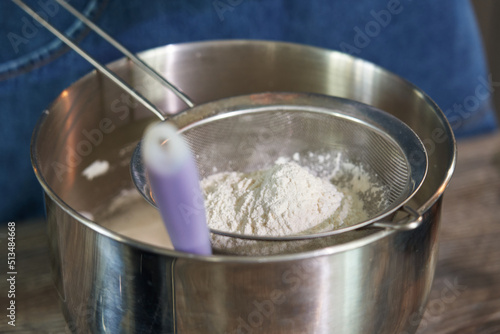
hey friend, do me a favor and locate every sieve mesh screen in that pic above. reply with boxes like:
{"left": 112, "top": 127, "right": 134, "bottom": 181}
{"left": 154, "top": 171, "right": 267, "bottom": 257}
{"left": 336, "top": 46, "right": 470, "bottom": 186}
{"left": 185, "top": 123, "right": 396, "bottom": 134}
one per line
{"left": 180, "top": 108, "right": 410, "bottom": 219}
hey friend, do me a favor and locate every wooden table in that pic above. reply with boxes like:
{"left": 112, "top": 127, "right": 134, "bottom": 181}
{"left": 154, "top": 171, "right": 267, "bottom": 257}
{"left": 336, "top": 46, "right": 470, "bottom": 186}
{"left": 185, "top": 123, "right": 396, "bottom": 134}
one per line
{"left": 1, "top": 133, "right": 500, "bottom": 334}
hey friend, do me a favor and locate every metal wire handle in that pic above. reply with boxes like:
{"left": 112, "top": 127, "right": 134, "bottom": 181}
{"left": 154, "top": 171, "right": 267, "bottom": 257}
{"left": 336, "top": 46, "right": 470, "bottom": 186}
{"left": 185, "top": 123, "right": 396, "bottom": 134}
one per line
{"left": 12, "top": 0, "right": 195, "bottom": 120}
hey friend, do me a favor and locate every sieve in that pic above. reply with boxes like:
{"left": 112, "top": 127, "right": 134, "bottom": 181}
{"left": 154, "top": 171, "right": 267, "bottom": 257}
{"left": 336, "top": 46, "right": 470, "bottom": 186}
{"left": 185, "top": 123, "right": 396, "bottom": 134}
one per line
{"left": 15, "top": 0, "right": 427, "bottom": 241}
{"left": 132, "top": 93, "right": 428, "bottom": 241}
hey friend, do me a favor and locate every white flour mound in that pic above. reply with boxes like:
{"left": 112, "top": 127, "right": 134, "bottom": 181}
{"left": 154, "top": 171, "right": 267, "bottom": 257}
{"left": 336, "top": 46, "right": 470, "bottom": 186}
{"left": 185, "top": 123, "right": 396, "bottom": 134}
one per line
{"left": 97, "top": 152, "right": 381, "bottom": 255}
{"left": 201, "top": 162, "right": 348, "bottom": 236}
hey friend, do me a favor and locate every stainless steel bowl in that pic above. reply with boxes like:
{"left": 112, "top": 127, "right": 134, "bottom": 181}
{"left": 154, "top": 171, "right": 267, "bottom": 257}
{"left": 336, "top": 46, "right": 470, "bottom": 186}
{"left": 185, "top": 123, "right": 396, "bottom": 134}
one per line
{"left": 32, "top": 40, "right": 456, "bottom": 333}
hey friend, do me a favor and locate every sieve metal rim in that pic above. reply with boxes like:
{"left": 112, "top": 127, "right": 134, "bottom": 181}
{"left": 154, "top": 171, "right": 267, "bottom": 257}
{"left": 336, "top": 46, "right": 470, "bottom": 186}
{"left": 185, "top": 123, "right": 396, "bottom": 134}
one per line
{"left": 131, "top": 92, "right": 428, "bottom": 241}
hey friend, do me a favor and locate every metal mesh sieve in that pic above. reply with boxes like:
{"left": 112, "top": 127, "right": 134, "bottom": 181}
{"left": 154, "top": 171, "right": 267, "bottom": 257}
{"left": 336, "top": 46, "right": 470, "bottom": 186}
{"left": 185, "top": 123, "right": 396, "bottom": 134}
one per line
{"left": 132, "top": 93, "right": 428, "bottom": 241}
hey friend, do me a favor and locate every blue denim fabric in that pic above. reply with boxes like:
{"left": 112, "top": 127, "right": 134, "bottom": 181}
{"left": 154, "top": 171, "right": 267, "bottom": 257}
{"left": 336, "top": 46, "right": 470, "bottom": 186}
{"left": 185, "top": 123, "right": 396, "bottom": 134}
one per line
{"left": 0, "top": 0, "right": 497, "bottom": 221}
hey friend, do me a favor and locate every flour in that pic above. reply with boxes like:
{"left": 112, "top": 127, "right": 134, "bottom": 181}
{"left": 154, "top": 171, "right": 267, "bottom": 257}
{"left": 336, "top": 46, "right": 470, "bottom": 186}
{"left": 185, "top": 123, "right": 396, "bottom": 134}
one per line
{"left": 201, "top": 161, "right": 366, "bottom": 237}
{"left": 96, "top": 151, "right": 384, "bottom": 255}
{"left": 82, "top": 160, "right": 110, "bottom": 180}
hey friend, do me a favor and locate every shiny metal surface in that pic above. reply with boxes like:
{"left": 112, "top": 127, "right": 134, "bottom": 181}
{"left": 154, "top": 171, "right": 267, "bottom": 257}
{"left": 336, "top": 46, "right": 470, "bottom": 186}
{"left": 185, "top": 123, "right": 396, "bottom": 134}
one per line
{"left": 32, "top": 40, "right": 456, "bottom": 333}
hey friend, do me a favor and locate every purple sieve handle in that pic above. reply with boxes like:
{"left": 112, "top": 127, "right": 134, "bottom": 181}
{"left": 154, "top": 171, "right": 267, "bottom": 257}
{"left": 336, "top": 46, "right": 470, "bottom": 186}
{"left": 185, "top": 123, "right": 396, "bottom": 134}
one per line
{"left": 143, "top": 123, "right": 212, "bottom": 255}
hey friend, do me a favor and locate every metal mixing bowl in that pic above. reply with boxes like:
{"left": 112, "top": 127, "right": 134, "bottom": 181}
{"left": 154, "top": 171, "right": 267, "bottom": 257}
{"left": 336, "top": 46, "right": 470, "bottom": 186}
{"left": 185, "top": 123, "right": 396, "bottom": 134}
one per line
{"left": 32, "top": 40, "right": 456, "bottom": 333}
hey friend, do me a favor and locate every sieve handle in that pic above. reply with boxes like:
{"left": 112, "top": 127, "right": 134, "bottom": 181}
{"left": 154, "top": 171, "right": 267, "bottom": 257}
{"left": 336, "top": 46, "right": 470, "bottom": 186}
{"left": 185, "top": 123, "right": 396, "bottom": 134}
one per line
{"left": 372, "top": 206, "right": 423, "bottom": 231}
{"left": 11, "top": 0, "right": 194, "bottom": 120}
{"left": 52, "top": 0, "right": 194, "bottom": 108}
